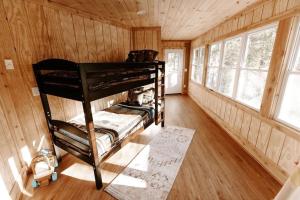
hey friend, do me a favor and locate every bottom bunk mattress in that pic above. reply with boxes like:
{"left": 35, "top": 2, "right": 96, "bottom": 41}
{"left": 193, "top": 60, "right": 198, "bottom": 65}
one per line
{"left": 54, "top": 104, "right": 154, "bottom": 157}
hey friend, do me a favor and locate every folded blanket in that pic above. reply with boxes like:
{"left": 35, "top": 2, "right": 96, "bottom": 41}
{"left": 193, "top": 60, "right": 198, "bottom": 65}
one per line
{"left": 68, "top": 110, "right": 143, "bottom": 156}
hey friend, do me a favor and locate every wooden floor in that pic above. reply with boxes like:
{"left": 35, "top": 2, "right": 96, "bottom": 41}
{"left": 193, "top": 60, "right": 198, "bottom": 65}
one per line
{"left": 22, "top": 95, "right": 281, "bottom": 200}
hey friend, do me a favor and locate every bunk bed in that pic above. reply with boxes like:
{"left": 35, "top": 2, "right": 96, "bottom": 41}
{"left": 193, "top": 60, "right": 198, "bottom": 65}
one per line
{"left": 33, "top": 59, "right": 165, "bottom": 189}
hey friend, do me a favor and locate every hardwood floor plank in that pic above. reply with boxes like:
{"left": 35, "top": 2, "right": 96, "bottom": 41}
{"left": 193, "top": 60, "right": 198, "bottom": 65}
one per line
{"left": 22, "top": 95, "right": 281, "bottom": 200}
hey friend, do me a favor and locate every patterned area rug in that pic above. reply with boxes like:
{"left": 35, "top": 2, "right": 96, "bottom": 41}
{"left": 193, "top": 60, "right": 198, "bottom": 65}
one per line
{"left": 105, "top": 126, "right": 195, "bottom": 200}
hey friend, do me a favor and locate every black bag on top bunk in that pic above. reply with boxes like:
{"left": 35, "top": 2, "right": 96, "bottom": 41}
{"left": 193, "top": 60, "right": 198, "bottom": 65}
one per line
{"left": 126, "top": 49, "right": 159, "bottom": 63}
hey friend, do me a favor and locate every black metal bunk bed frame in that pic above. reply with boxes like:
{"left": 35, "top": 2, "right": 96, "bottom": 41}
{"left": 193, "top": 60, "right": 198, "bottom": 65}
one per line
{"left": 33, "top": 59, "right": 165, "bottom": 189}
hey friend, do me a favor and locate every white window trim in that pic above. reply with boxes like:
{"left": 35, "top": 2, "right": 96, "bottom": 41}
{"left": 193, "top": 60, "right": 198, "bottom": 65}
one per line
{"left": 236, "top": 24, "right": 278, "bottom": 110}
{"left": 205, "top": 22, "right": 278, "bottom": 111}
{"left": 217, "top": 35, "right": 244, "bottom": 97}
{"left": 191, "top": 46, "right": 205, "bottom": 85}
{"left": 275, "top": 18, "right": 300, "bottom": 130}
{"left": 215, "top": 42, "right": 225, "bottom": 91}
{"left": 232, "top": 34, "right": 247, "bottom": 99}
{"left": 206, "top": 42, "right": 222, "bottom": 90}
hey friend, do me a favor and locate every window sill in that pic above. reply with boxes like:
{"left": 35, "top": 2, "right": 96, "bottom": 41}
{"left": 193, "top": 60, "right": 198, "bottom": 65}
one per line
{"left": 275, "top": 117, "right": 300, "bottom": 133}
{"left": 235, "top": 99, "right": 260, "bottom": 112}
{"left": 203, "top": 86, "right": 260, "bottom": 115}
{"left": 190, "top": 79, "right": 202, "bottom": 86}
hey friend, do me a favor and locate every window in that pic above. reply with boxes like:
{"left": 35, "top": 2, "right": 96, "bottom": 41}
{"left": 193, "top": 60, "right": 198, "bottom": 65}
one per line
{"left": 166, "top": 52, "right": 180, "bottom": 74}
{"left": 191, "top": 47, "right": 205, "bottom": 84}
{"left": 237, "top": 26, "right": 277, "bottom": 109}
{"left": 276, "top": 20, "right": 300, "bottom": 130}
{"left": 218, "top": 37, "right": 242, "bottom": 97}
{"left": 206, "top": 43, "right": 222, "bottom": 89}
{"left": 206, "top": 24, "right": 278, "bottom": 110}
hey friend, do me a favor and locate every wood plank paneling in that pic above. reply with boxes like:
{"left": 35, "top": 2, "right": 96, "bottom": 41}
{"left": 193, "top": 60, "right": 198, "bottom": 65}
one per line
{"left": 132, "top": 27, "right": 161, "bottom": 52}
{"left": 60, "top": 11, "right": 78, "bottom": 61}
{"left": 220, "top": 101, "right": 227, "bottom": 120}
{"left": 234, "top": 109, "right": 244, "bottom": 134}
{"left": 241, "top": 113, "right": 251, "bottom": 139}
{"left": 189, "top": 0, "right": 300, "bottom": 185}
{"left": 25, "top": 2, "right": 52, "bottom": 61}
{"left": 266, "top": 129, "right": 286, "bottom": 163}
{"left": 189, "top": 83, "right": 289, "bottom": 183}
{"left": 224, "top": 104, "right": 232, "bottom": 124}
{"left": 0, "top": 0, "right": 132, "bottom": 198}
{"left": 229, "top": 106, "right": 237, "bottom": 129}
{"left": 42, "top": 0, "right": 260, "bottom": 39}
{"left": 73, "top": 15, "right": 89, "bottom": 62}
{"left": 262, "top": 0, "right": 275, "bottom": 20}
{"left": 3, "top": 0, "right": 45, "bottom": 149}
{"left": 84, "top": 18, "right": 98, "bottom": 62}
{"left": 0, "top": 93, "right": 22, "bottom": 195}
{"left": 117, "top": 27, "right": 125, "bottom": 61}
{"left": 102, "top": 23, "right": 112, "bottom": 61}
{"left": 256, "top": 122, "right": 272, "bottom": 154}
{"left": 94, "top": 21, "right": 106, "bottom": 62}
{"left": 192, "top": 0, "right": 299, "bottom": 46}
{"left": 44, "top": 7, "right": 65, "bottom": 58}
{"left": 123, "top": 29, "right": 131, "bottom": 59}
{"left": 216, "top": 98, "right": 222, "bottom": 117}
{"left": 110, "top": 25, "right": 118, "bottom": 61}
{"left": 144, "top": 30, "right": 153, "bottom": 49}
{"left": 0, "top": 1, "right": 41, "bottom": 198}
{"left": 248, "top": 117, "right": 261, "bottom": 145}
{"left": 278, "top": 136, "right": 300, "bottom": 174}
{"left": 252, "top": 5, "right": 263, "bottom": 23}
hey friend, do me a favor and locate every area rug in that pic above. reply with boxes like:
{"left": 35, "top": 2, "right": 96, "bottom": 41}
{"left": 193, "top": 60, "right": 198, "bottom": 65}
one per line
{"left": 105, "top": 126, "right": 195, "bottom": 200}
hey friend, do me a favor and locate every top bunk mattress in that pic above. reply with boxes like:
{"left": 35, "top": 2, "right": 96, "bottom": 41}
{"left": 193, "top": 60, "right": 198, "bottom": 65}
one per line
{"left": 42, "top": 69, "right": 155, "bottom": 91}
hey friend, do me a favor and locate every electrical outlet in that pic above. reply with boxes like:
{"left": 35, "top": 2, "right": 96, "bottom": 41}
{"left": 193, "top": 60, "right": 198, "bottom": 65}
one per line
{"left": 4, "top": 59, "right": 14, "bottom": 70}
{"left": 32, "top": 87, "right": 40, "bottom": 96}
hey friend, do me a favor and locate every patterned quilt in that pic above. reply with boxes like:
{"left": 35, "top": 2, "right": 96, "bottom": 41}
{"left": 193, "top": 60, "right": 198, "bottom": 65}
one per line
{"left": 56, "top": 104, "right": 154, "bottom": 157}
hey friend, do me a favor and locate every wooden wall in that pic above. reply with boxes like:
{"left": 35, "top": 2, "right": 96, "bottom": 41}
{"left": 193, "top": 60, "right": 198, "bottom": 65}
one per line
{"left": 162, "top": 40, "right": 191, "bottom": 94}
{"left": 0, "top": 0, "right": 130, "bottom": 198}
{"left": 189, "top": 0, "right": 300, "bottom": 184}
{"left": 192, "top": 0, "right": 300, "bottom": 46}
{"left": 131, "top": 27, "right": 161, "bottom": 59}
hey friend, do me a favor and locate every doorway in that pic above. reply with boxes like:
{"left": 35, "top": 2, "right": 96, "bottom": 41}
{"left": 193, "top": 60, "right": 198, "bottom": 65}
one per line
{"left": 164, "top": 49, "right": 184, "bottom": 94}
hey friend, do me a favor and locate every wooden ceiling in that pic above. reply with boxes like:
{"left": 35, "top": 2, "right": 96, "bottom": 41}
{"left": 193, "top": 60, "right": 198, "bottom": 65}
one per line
{"left": 47, "top": 0, "right": 259, "bottom": 40}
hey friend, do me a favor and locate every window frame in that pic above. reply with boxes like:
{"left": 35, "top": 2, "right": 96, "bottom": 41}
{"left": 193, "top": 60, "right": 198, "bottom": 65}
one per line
{"left": 235, "top": 24, "right": 278, "bottom": 110}
{"left": 275, "top": 18, "right": 300, "bottom": 131}
{"left": 205, "top": 23, "right": 278, "bottom": 111}
{"left": 191, "top": 46, "right": 205, "bottom": 84}
{"left": 206, "top": 42, "right": 223, "bottom": 90}
{"left": 217, "top": 35, "right": 243, "bottom": 97}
